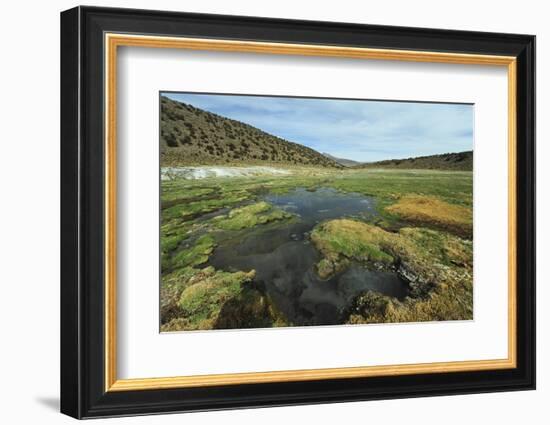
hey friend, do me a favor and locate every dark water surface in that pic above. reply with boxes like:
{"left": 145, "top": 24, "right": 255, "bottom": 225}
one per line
{"left": 208, "top": 188, "right": 409, "bottom": 326}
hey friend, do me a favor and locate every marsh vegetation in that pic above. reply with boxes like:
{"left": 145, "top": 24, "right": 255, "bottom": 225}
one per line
{"left": 160, "top": 167, "right": 473, "bottom": 331}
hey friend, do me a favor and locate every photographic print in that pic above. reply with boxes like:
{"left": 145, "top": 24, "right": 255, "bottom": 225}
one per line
{"left": 160, "top": 93, "right": 474, "bottom": 332}
{"left": 61, "top": 9, "right": 535, "bottom": 416}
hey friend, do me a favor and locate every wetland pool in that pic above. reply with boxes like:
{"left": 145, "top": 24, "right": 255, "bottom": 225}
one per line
{"left": 207, "top": 187, "right": 410, "bottom": 326}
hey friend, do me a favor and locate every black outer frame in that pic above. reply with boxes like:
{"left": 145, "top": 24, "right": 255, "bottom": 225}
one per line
{"left": 60, "top": 5, "right": 536, "bottom": 419}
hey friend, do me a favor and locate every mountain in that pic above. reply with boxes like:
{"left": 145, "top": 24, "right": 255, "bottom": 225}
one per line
{"left": 322, "top": 153, "right": 361, "bottom": 167}
{"left": 356, "top": 151, "right": 473, "bottom": 171}
{"left": 160, "top": 96, "right": 341, "bottom": 168}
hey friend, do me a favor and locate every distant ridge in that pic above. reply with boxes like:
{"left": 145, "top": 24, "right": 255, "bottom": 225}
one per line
{"left": 322, "top": 153, "right": 361, "bottom": 167}
{"left": 160, "top": 96, "right": 341, "bottom": 168}
{"left": 356, "top": 151, "right": 473, "bottom": 171}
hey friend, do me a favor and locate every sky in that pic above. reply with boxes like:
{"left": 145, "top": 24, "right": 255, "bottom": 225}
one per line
{"left": 162, "top": 92, "right": 473, "bottom": 162}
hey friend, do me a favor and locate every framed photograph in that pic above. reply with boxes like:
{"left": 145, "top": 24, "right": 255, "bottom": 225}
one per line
{"left": 60, "top": 6, "right": 535, "bottom": 419}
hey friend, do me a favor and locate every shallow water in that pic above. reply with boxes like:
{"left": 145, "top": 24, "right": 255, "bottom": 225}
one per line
{"left": 207, "top": 187, "right": 410, "bottom": 326}
{"left": 264, "top": 187, "right": 377, "bottom": 225}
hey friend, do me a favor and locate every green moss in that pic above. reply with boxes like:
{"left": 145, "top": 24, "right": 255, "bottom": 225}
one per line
{"left": 161, "top": 234, "right": 182, "bottom": 253}
{"left": 214, "top": 201, "right": 293, "bottom": 230}
{"left": 160, "top": 266, "right": 200, "bottom": 324}
{"left": 162, "top": 184, "right": 252, "bottom": 221}
{"left": 160, "top": 266, "right": 253, "bottom": 330}
{"left": 161, "top": 225, "right": 192, "bottom": 272}
{"left": 160, "top": 264, "right": 292, "bottom": 331}
{"left": 162, "top": 266, "right": 199, "bottom": 288}
{"left": 311, "top": 220, "right": 395, "bottom": 270}
{"left": 172, "top": 235, "right": 216, "bottom": 269}
{"left": 175, "top": 268, "right": 256, "bottom": 330}
{"left": 179, "top": 271, "right": 241, "bottom": 315}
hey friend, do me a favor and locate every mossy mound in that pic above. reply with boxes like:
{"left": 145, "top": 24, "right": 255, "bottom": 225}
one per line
{"left": 385, "top": 195, "right": 472, "bottom": 238}
{"left": 214, "top": 201, "right": 293, "bottom": 230}
{"left": 171, "top": 235, "right": 216, "bottom": 269}
{"left": 177, "top": 267, "right": 255, "bottom": 329}
{"left": 161, "top": 266, "right": 290, "bottom": 331}
{"left": 161, "top": 266, "right": 254, "bottom": 331}
{"left": 310, "top": 218, "right": 473, "bottom": 323}
{"left": 160, "top": 267, "right": 202, "bottom": 325}
{"left": 311, "top": 219, "right": 397, "bottom": 277}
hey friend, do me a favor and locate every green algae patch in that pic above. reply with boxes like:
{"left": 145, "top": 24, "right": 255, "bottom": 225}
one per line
{"left": 385, "top": 195, "right": 472, "bottom": 238}
{"left": 172, "top": 235, "right": 216, "bottom": 269}
{"left": 310, "top": 218, "right": 473, "bottom": 323}
{"left": 214, "top": 201, "right": 293, "bottom": 230}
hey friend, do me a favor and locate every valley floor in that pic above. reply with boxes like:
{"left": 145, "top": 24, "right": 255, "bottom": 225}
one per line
{"left": 160, "top": 166, "right": 473, "bottom": 332}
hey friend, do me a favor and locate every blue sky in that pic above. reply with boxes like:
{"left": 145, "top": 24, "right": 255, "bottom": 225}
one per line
{"left": 162, "top": 92, "right": 473, "bottom": 162}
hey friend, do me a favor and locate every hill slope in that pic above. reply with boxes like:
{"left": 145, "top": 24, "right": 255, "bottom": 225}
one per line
{"left": 322, "top": 153, "right": 361, "bottom": 167}
{"left": 357, "top": 151, "right": 473, "bottom": 171}
{"left": 160, "top": 96, "right": 341, "bottom": 168}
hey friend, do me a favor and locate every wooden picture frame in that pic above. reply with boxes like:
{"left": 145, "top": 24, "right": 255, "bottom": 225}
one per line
{"left": 61, "top": 5, "right": 535, "bottom": 419}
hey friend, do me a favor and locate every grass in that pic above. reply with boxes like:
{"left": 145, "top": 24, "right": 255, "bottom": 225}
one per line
{"left": 385, "top": 194, "right": 473, "bottom": 238}
{"left": 327, "top": 169, "right": 473, "bottom": 207}
{"left": 161, "top": 186, "right": 216, "bottom": 204}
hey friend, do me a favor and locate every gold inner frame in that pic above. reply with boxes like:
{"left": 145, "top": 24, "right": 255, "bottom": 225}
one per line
{"left": 104, "top": 33, "right": 518, "bottom": 392}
